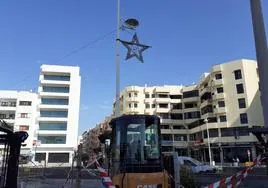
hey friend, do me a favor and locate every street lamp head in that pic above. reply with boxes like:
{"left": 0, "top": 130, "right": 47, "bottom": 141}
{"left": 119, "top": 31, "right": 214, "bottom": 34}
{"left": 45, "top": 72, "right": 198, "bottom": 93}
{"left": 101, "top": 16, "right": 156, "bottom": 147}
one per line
{"left": 204, "top": 118, "right": 208, "bottom": 123}
{"left": 124, "top": 18, "right": 139, "bottom": 29}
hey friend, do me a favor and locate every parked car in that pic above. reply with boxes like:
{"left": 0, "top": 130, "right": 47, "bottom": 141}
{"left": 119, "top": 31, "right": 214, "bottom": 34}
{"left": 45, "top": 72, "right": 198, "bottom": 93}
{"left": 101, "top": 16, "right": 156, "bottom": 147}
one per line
{"left": 177, "top": 156, "right": 216, "bottom": 173}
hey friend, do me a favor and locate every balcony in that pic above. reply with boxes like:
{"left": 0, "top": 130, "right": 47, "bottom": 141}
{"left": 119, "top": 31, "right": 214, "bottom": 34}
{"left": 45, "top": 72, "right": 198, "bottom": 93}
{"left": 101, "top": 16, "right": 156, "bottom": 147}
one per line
{"left": 183, "top": 96, "right": 199, "bottom": 103}
{"left": 155, "top": 108, "right": 169, "bottom": 113}
{"left": 173, "top": 141, "right": 188, "bottom": 148}
{"left": 184, "top": 118, "right": 199, "bottom": 125}
{"left": 171, "top": 109, "right": 183, "bottom": 113}
{"left": 219, "top": 135, "right": 257, "bottom": 143}
{"left": 214, "top": 107, "right": 227, "bottom": 114}
{"left": 183, "top": 107, "right": 199, "bottom": 113}
{"left": 39, "top": 104, "right": 69, "bottom": 110}
{"left": 3, "top": 119, "right": 15, "bottom": 124}
{"left": 161, "top": 129, "right": 173, "bottom": 134}
{"left": 154, "top": 87, "right": 170, "bottom": 93}
{"left": 154, "top": 98, "right": 170, "bottom": 103}
{"left": 213, "top": 79, "right": 223, "bottom": 86}
{"left": 161, "top": 119, "right": 184, "bottom": 125}
{"left": 40, "top": 79, "right": 70, "bottom": 86}
{"left": 0, "top": 106, "right": 16, "bottom": 111}
{"left": 211, "top": 65, "right": 222, "bottom": 73}
{"left": 39, "top": 92, "right": 69, "bottom": 98}
{"left": 126, "top": 97, "right": 140, "bottom": 102}
{"left": 213, "top": 93, "right": 225, "bottom": 100}
{"left": 38, "top": 117, "right": 68, "bottom": 122}
{"left": 172, "top": 129, "right": 188, "bottom": 134}
{"left": 201, "top": 112, "right": 214, "bottom": 119}
{"left": 199, "top": 87, "right": 211, "bottom": 97}
{"left": 38, "top": 130, "right": 67, "bottom": 135}
{"left": 200, "top": 99, "right": 213, "bottom": 109}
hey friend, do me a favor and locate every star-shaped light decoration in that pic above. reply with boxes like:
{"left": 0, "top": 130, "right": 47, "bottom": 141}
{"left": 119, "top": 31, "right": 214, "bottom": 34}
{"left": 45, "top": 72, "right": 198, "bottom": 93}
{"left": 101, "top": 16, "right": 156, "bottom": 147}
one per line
{"left": 118, "top": 33, "right": 151, "bottom": 63}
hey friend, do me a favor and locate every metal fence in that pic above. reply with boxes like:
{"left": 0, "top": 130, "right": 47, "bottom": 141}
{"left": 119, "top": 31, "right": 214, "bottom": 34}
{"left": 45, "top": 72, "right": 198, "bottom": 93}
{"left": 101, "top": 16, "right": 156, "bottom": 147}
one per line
{"left": 0, "top": 119, "right": 28, "bottom": 188}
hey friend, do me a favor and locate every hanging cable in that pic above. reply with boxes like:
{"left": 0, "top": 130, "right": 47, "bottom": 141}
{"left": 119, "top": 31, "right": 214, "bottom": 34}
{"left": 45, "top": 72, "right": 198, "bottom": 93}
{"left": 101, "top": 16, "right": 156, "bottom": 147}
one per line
{"left": 55, "top": 29, "right": 116, "bottom": 63}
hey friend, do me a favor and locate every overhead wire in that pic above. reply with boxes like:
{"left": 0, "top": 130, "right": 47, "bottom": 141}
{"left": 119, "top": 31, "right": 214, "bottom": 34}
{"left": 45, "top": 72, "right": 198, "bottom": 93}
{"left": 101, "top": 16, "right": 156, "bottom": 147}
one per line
{"left": 55, "top": 29, "right": 116, "bottom": 63}
{"left": 7, "top": 29, "right": 116, "bottom": 91}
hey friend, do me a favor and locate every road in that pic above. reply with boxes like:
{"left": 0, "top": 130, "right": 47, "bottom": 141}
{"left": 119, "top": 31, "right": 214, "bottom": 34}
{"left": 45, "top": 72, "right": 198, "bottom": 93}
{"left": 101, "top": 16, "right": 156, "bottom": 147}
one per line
{"left": 19, "top": 179, "right": 104, "bottom": 188}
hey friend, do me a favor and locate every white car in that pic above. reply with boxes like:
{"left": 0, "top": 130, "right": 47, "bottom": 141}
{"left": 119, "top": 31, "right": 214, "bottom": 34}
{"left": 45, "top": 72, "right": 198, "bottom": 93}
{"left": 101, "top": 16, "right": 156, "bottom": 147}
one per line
{"left": 177, "top": 156, "right": 215, "bottom": 173}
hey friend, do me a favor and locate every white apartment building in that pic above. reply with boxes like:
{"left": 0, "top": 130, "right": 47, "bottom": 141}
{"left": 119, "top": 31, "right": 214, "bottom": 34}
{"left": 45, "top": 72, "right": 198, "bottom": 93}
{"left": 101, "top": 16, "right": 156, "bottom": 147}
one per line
{"left": 35, "top": 65, "right": 81, "bottom": 165}
{"left": 0, "top": 91, "right": 38, "bottom": 155}
{"left": 114, "top": 59, "right": 264, "bottom": 163}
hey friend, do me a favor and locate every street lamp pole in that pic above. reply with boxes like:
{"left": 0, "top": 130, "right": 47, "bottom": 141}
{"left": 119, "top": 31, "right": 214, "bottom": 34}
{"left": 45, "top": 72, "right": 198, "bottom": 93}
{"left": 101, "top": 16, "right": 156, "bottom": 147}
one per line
{"left": 205, "top": 118, "right": 212, "bottom": 166}
{"left": 115, "top": 0, "right": 121, "bottom": 117}
{"left": 250, "top": 0, "right": 268, "bottom": 128}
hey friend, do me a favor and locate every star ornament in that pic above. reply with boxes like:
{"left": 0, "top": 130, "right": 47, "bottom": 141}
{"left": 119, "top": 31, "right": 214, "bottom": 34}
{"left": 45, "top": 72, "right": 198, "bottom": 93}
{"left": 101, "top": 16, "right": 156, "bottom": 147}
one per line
{"left": 118, "top": 33, "right": 151, "bottom": 63}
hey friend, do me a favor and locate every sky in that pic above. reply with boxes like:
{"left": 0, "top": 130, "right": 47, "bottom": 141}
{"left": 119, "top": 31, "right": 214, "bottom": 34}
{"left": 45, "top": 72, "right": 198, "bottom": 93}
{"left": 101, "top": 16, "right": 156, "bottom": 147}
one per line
{"left": 0, "top": 1, "right": 267, "bottom": 135}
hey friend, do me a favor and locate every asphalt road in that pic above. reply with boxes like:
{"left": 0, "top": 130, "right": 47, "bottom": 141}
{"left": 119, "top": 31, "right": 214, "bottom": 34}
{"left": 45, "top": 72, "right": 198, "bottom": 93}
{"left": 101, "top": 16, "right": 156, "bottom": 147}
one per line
{"left": 19, "top": 179, "right": 104, "bottom": 188}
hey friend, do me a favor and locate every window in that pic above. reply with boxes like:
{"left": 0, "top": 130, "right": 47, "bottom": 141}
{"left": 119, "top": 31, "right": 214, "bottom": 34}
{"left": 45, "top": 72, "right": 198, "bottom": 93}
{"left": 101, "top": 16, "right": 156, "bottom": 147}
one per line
{"left": 128, "top": 103, "right": 131, "bottom": 108}
{"left": 134, "top": 103, "right": 138, "bottom": 108}
{"left": 44, "top": 75, "right": 70, "bottom": 81}
{"left": 184, "top": 103, "right": 197, "bottom": 109}
{"left": 172, "top": 103, "right": 182, "bottom": 109}
{"left": 20, "top": 113, "right": 28, "bottom": 118}
{"left": 236, "top": 84, "right": 244, "bottom": 94}
{"left": 159, "top": 103, "right": 168, "bottom": 108}
{"left": 1, "top": 102, "right": 8, "bottom": 106}
{"left": 170, "top": 95, "right": 182, "bottom": 99}
{"left": 161, "top": 125, "right": 169, "bottom": 129}
{"left": 128, "top": 93, "right": 131, "bottom": 98}
{"left": 40, "top": 111, "right": 68, "bottom": 117}
{"left": 173, "top": 125, "right": 185, "bottom": 129}
{"left": 48, "top": 153, "right": 69, "bottom": 163}
{"left": 38, "top": 136, "right": 66, "bottom": 144}
{"left": 162, "top": 134, "right": 172, "bottom": 141}
{"left": 10, "top": 102, "right": 16, "bottom": 107}
{"left": 240, "top": 113, "right": 248, "bottom": 124}
{"left": 170, "top": 113, "right": 183, "bottom": 120}
{"left": 19, "top": 101, "right": 32, "bottom": 106}
{"left": 221, "top": 128, "right": 234, "bottom": 137}
{"left": 159, "top": 113, "right": 169, "bottom": 119}
{"left": 134, "top": 92, "right": 138, "bottom": 97}
{"left": 238, "top": 98, "right": 246, "bottom": 108}
{"left": 158, "top": 94, "right": 169, "bottom": 98}
{"left": 0, "top": 114, "right": 6, "bottom": 119}
{"left": 183, "top": 90, "right": 199, "bottom": 98}
{"left": 41, "top": 98, "right": 69, "bottom": 105}
{"left": 215, "top": 73, "right": 222, "bottom": 80}
{"left": 234, "top": 69, "right": 242, "bottom": 80}
{"left": 151, "top": 94, "right": 155, "bottom": 98}
{"left": 151, "top": 104, "right": 156, "bottom": 108}
{"left": 19, "top": 125, "right": 29, "bottom": 131}
{"left": 218, "top": 101, "right": 225, "bottom": 107}
{"left": 201, "top": 105, "right": 213, "bottom": 115}
{"left": 145, "top": 103, "right": 150, "bottom": 109}
{"left": 43, "top": 86, "right": 69, "bottom": 93}
{"left": 174, "top": 134, "right": 187, "bottom": 141}
{"left": 219, "top": 115, "right": 227, "bottom": 122}
{"left": 145, "top": 93, "right": 150, "bottom": 98}
{"left": 39, "top": 123, "right": 67, "bottom": 130}
{"left": 35, "top": 153, "right": 46, "bottom": 162}
{"left": 217, "top": 87, "right": 224, "bottom": 93}
{"left": 184, "top": 111, "right": 200, "bottom": 119}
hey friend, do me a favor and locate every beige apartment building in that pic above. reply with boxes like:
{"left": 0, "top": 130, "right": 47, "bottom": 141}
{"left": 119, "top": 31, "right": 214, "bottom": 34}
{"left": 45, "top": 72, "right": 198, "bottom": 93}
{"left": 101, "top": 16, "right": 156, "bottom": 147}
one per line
{"left": 113, "top": 59, "right": 264, "bottom": 163}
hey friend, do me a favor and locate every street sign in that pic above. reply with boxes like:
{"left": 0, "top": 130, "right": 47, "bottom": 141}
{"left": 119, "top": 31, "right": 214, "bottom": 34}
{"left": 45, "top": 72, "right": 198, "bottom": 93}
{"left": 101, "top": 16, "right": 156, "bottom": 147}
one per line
{"left": 33, "top": 140, "right": 41, "bottom": 146}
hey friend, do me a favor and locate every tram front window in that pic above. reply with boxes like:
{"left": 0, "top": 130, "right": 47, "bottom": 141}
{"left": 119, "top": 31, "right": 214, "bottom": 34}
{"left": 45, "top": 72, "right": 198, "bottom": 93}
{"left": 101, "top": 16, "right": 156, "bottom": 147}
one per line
{"left": 126, "top": 123, "right": 160, "bottom": 164}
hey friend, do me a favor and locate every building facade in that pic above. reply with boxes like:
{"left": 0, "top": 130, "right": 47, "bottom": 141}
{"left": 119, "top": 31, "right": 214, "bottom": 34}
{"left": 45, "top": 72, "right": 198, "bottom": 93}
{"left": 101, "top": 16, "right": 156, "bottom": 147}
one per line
{"left": 0, "top": 91, "right": 38, "bottom": 155}
{"left": 114, "top": 59, "right": 264, "bottom": 163}
{"left": 35, "top": 65, "right": 81, "bottom": 165}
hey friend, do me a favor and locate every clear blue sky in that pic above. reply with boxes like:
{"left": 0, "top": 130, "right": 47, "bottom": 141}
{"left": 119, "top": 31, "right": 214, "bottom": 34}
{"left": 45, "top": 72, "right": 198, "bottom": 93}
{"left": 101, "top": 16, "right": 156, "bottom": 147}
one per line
{"left": 1, "top": 1, "right": 267, "bottom": 135}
